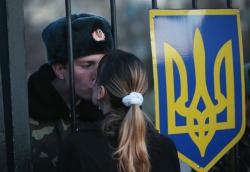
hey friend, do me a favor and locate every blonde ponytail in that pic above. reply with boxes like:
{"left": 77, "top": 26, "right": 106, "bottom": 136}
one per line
{"left": 114, "top": 105, "right": 150, "bottom": 172}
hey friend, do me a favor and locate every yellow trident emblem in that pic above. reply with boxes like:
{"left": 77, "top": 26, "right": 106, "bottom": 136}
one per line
{"left": 165, "top": 28, "right": 235, "bottom": 157}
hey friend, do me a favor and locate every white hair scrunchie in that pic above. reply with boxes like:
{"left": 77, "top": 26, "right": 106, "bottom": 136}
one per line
{"left": 122, "top": 92, "right": 144, "bottom": 107}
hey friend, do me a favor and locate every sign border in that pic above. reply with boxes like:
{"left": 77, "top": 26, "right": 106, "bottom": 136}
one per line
{"left": 149, "top": 9, "right": 245, "bottom": 171}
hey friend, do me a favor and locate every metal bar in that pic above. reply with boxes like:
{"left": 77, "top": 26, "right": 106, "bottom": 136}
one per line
{"left": 110, "top": 0, "right": 118, "bottom": 48}
{"left": 0, "top": 67, "right": 7, "bottom": 172}
{"left": 0, "top": 0, "right": 31, "bottom": 171}
{"left": 1, "top": 62, "right": 14, "bottom": 172}
{"left": 192, "top": 0, "right": 197, "bottom": 9}
{"left": 65, "top": 0, "right": 77, "bottom": 133}
{"left": 152, "top": 0, "right": 157, "bottom": 9}
{"left": 0, "top": 1, "right": 14, "bottom": 169}
{"left": 227, "top": 0, "right": 233, "bottom": 8}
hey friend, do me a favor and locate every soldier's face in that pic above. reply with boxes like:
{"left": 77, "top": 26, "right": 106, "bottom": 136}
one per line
{"left": 65, "top": 54, "right": 103, "bottom": 101}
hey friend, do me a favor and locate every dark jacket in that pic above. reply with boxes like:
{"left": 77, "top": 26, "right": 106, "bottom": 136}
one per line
{"left": 57, "top": 114, "right": 181, "bottom": 172}
{"left": 28, "top": 63, "right": 101, "bottom": 172}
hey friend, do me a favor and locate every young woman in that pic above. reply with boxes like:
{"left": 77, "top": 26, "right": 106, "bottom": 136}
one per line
{"left": 57, "top": 49, "right": 180, "bottom": 172}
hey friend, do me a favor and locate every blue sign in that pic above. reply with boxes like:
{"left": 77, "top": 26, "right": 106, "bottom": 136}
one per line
{"left": 150, "top": 9, "right": 245, "bottom": 171}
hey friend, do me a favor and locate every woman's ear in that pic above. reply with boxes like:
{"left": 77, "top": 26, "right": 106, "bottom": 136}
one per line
{"left": 52, "top": 63, "right": 65, "bottom": 79}
{"left": 98, "top": 86, "right": 106, "bottom": 100}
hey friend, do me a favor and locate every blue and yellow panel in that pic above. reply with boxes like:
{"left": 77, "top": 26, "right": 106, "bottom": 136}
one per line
{"left": 149, "top": 9, "right": 245, "bottom": 172}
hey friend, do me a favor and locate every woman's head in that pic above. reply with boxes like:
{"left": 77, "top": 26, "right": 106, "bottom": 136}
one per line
{"left": 92, "top": 49, "right": 151, "bottom": 172}
{"left": 93, "top": 49, "right": 148, "bottom": 114}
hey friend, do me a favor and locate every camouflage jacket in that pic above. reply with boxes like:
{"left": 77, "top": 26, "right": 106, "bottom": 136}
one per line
{"left": 28, "top": 64, "right": 101, "bottom": 172}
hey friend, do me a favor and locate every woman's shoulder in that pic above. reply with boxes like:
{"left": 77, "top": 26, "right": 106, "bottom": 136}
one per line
{"left": 147, "top": 130, "right": 181, "bottom": 172}
{"left": 147, "top": 130, "right": 176, "bottom": 150}
{"left": 158, "top": 132, "right": 176, "bottom": 146}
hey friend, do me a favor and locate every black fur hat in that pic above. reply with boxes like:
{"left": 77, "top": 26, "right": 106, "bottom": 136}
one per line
{"left": 42, "top": 13, "right": 114, "bottom": 65}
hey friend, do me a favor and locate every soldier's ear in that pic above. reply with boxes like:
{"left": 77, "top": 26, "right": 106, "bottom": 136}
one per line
{"left": 52, "top": 63, "right": 65, "bottom": 80}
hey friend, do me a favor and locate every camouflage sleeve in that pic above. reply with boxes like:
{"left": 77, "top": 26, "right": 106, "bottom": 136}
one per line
{"left": 29, "top": 117, "right": 71, "bottom": 172}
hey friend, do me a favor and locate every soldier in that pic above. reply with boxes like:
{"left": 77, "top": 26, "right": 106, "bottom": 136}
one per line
{"left": 28, "top": 13, "right": 114, "bottom": 172}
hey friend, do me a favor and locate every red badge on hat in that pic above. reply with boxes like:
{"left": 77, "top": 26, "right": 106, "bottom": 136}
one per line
{"left": 92, "top": 29, "right": 105, "bottom": 41}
